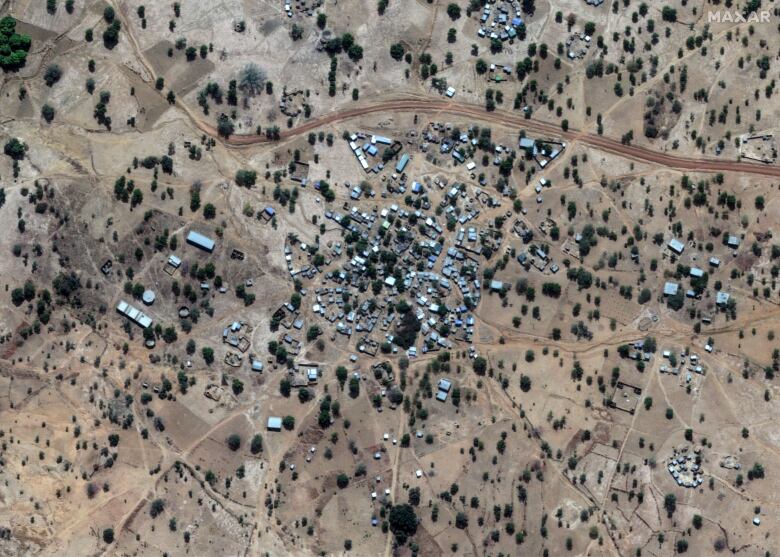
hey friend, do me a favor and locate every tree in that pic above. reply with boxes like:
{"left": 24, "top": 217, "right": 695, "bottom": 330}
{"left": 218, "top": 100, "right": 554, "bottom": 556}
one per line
{"left": 282, "top": 415, "right": 295, "bottom": 430}
{"left": 348, "top": 376, "right": 360, "bottom": 398}
{"left": 238, "top": 63, "right": 267, "bottom": 96}
{"left": 390, "top": 43, "right": 405, "bottom": 61}
{"left": 217, "top": 114, "right": 234, "bottom": 138}
{"left": 226, "top": 434, "right": 241, "bottom": 451}
{"left": 203, "top": 203, "right": 216, "bottom": 219}
{"left": 336, "top": 473, "right": 349, "bottom": 488}
{"left": 336, "top": 366, "right": 348, "bottom": 388}
{"left": 0, "top": 17, "right": 32, "bottom": 70}
{"left": 250, "top": 434, "right": 263, "bottom": 454}
{"left": 43, "top": 64, "right": 62, "bottom": 86}
{"left": 201, "top": 346, "right": 214, "bottom": 365}
{"left": 41, "top": 104, "right": 55, "bottom": 123}
{"left": 455, "top": 511, "right": 468, "bottom": 529}
{"left": 520, "top": 375, "right": 532, "bottom": 392}
{"left": 663, "top": 493, "right": 676, "bottom": 516}
{"left": 102, "top": 20, "right": 121, "bottom": 49}
{"left": 661, "top": 6, "right": 677, "bottom": 22}
{"left": 150, "top": 498, "right": 165, "bottom": 518}
{"left": 446, "top": 3, "right": 461, "bottom": 19}
{"left": 4, "top": 138, "right": 26, "bottom": 160}
{"left": 475, "top": 58, "right": 488, "bottom": 74}
{"left": 235, "top": 169, "right": 257, "bottom": 187}
{"left": 388, "top": 504, "right": 418, "bottom": 544}
{"left": 472, "top": 356, "right": 487, "bottom": 375}
{"left": 102, "top": 528, "right": 114, "bottom": 544}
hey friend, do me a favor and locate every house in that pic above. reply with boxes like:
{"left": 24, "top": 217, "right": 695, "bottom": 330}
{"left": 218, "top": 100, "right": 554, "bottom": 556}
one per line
{"left": 709, "top": 257, "right": 721, "bottom": 267}
{"left": 438, "top": 378, "right": 452, "bottom": 393}
{"left": 251, "top": 360, "right": 264, "bottom": 372}
{"left": 668, "top": 238, "right": 685, "bottom": 255}
{"left": 168, "top": 254, "right": 182, "bottom": 268}
{"left": 689, "top": 267, "right": 705, "bottom": 278}
{"left": 395, "top": 153, "right": 410, "bottom": 173}
{"left": 663, "top": 282, "right": 679, "bottom": 296}
{"left": 116, "top": 300, "right": 153, "bottom": 329}
{"left": 519, "top": 137, "right": 536, "bottom": 152}
{"left": 726, "top": 235, "right": 740, "bottom": 249}
{"left": 489, "top": 280, "right": 504, "bottom": 291}
{"left": 445, "top": 86, "right": 455, "bottom": 98}
{"left": 187, "top": 230, "right": 216, "bottom": 253}
{"left": 716, "top": 291, "right": 730, "bottom": 306}
{"left": 267, "top": 417, "right": 283, "bottom": 431}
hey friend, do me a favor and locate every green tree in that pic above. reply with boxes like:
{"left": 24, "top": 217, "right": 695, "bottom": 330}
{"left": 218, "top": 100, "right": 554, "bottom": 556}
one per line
{"left": 388, "top": 504, "right": 418, "bottom": 544}
{"left": 226, "top": 433, "right": 241, "bottom": 451}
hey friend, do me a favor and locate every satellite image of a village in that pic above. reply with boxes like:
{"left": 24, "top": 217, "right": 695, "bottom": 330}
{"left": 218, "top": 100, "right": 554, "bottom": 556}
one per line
{"left": 0, "top": 0, "right": 779, "bottom": 555}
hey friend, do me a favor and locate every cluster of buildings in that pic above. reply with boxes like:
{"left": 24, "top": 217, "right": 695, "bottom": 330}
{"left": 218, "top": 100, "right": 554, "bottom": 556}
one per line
{"left": 476, "top": 1, "right": 525, "bottom": 42}
{"left": 345, "top": 132, "right": 398, "bottom": 173}
{"left": 663, "top": 237, "right": 734, "bottom": 313}
{"left": 518, "top": 136, "right": 566, "bottom": 168}
{"left": 659, "top": 348, "right": 705, "bottom": 385}
{"left": 666, "top": 448, "right": 704, "bottom": 488}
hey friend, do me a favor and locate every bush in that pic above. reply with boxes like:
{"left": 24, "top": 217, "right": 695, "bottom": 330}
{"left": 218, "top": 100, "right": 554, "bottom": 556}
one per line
{"left": 43, "top": 64, "right": 62, "bottom": 86}
{"left": 282, "top": 415, "right": 295, "bottom": 430}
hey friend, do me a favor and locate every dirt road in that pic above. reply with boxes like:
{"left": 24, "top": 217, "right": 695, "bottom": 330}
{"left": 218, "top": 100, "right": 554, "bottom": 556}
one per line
{"left": 194, "top": 98, "right": 780, "bottom": 177}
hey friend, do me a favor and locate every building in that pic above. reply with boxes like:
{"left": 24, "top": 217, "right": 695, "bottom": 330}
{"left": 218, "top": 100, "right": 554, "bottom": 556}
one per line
{"left": 663, "top": 282, "right": 679, "bottom": 296}
{"left": 436, "top": 378, "right": 452, "bottom": 402}
{"left": 395, "top": 153, "right": 410, "bottom": 173}
{"left": 186, "top": 230, "right": 216, "bottom": 253}
{"left": 519, "top": 137, "right": 536, "bottom": 152}
{"left": 716, "top": 291, "right": 730, "bottom": 306}
{"left": 726, "top": 235, "right": 740, "bottom": 249}
{"left": 267, "top": 417, "right": 282, "bottom": 431}
{"left": 116, "top": 300, "right": 153, "bottom": 329}
{"left": 142, "top": 290, "right": 156, "bottom": 305}
{"left": 668, "top": 238, "right": 685, "bottom": 255}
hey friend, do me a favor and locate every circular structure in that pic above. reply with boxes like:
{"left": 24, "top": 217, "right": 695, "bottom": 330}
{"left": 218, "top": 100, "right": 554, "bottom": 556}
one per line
{"left": 142, "top": 290, "right": 156, "bottom": 305}
{"left": 178, "top": 306, "right": 190, "bottom": 318}
{"left": 667, "top": 449, "right": 704, "bottom": 488}
{"left": 145, "top": 339, "right": 156, "bottom": 349}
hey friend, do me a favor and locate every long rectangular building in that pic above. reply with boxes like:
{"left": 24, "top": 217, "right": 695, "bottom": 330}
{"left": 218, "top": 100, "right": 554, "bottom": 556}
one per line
{"left": 116, "top": 300, "right": 153, "bottom": 328}
{"left": 187, "top": 230, "right": 215, "bottom": 252}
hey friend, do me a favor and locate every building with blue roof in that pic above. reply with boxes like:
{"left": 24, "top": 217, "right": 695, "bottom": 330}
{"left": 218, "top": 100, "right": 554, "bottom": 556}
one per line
{"left": 396, "top": 153, "right": 410, "bottom": 173}
{"left": 187, "top": 230, "right": 215, "bottom": 252}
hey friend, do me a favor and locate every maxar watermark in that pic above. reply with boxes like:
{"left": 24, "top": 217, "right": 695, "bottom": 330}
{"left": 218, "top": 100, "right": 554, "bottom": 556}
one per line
{"left": 707, "top": 10, "right": 772, "bottom": 23}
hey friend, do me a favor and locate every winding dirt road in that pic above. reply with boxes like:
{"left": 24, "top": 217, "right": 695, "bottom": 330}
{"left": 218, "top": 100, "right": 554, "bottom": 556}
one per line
{"left": 195, "top": 98, "right": 780, "bottom": 177}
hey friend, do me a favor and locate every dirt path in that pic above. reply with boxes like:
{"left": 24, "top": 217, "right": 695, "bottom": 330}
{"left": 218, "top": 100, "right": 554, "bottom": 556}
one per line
{"left": 190, "top": 98, "right": 780, "bottom": 177}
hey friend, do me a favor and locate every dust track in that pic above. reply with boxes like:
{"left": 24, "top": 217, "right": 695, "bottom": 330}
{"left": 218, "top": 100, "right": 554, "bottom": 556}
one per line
{"left": 192, "top": 98, "right": 780, "bottom": 177}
